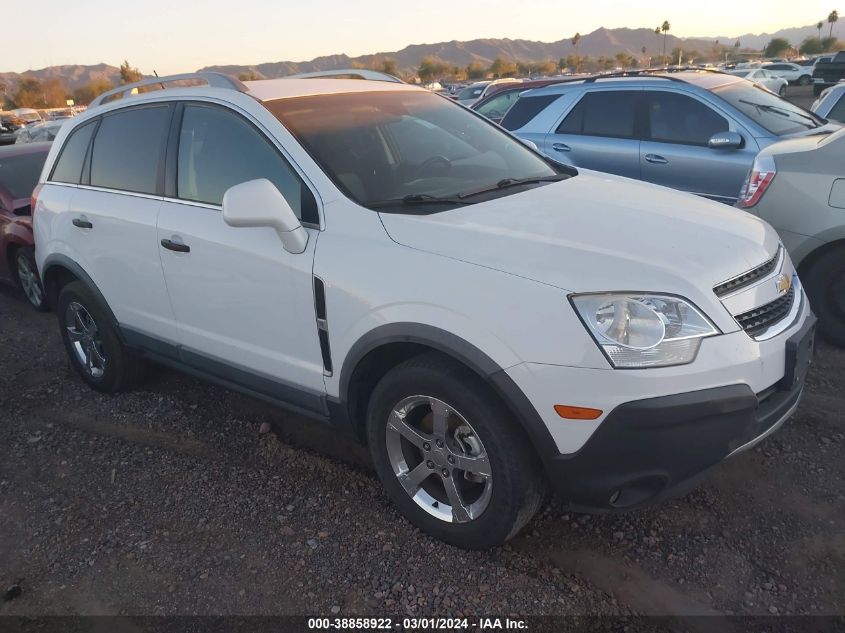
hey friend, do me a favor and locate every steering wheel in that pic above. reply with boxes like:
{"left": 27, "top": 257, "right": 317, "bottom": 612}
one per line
{"left": 416, "top": 155, "right": 452, "bottom": 178}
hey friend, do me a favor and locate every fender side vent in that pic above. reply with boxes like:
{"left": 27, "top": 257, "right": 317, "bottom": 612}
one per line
{"left": 313, "top": 277, "right": 332, "bottom": 375}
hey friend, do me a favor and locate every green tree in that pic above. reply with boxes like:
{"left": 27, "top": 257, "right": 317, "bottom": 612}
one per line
{"left": 661, "top": 21, "right": 671, "bottom": 64}
{"left": 571, "top": 33, "right": 582, "bottom": 71}
{"left": 489, "top": 56, "right": 517, "bottom": 78}
{"left": 818, "top": 21, "right": 825, "bottom": 38}
{"left": 119, "top": 60, "right": 143, "bottom": 84}
{"left": 10, "top": 78, "right": 44, "bottom": 108}
{"left": 466, "top": 61, "right": 486, "bottom": 79}
{"left": 764, "top": 37, "right": 790, "bottom": 58}
{"left": 829, "top": 10, "right": 839, "bottom": 38}
{"left": 800, "top": 36, "right": 825, "bottom": 55}
{"left": 42, "top": 78, "right": 69, "bottom": 107}
{"left": 379, "top": 59, "right": 398, "bottom": 76}
{"left": 72, "top": 78, "right": 114, "bottom": 105}
{"left": 237, "top": 70, "right": 261, "bottom": 81}
{"left": 822, "top": 36, "right": 838, "bottom": 51}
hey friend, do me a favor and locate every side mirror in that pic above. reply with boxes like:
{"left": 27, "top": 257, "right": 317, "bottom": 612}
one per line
{"left": 708, "top": 131, "right": 743, "bottom": 150}
{"left": 223, "top": 179, "right": 308, "bottom": 254}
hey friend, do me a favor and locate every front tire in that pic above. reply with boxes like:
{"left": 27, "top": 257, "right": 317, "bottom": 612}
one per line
{"left": 803, "top": 248, "right": 845, "bottom": 347}
{"left": 778, "top": 84, "right": 787, "bottom": 97}
{"left": 14, "top": 248, "right": 48, "bottom": 311}
{"left": 56, "top": 281, "right": 145, "bottom": 392}
{"left": 366, "top": 353, "right": 545, "bottom": 549}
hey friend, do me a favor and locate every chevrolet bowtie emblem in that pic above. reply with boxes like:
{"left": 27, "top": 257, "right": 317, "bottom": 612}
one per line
{"left": 776, "top": 273, "right": 792, "bottom": 295}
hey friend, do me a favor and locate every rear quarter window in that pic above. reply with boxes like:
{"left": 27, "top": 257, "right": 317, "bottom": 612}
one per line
{"left": 501, "top": 94, "right": 561, "bottom": 131}
{"left": 50, "top": 121, "right": 96, "bottom": 184}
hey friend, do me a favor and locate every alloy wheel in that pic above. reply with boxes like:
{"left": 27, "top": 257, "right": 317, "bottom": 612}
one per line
{"left": 65, "top": 301, "right": 106, "bottom": 378}
{"left": 385, "top": 395, "right": 492, "bottom": 523}
{"left": 16, "top": 253, "right": 43, "bottom": 308}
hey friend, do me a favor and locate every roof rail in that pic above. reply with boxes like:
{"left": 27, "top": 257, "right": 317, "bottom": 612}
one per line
{"left": 89, "top": 72, "right": 249, "bottom": 108}
{"left": 285, "top": 69, "right": 404, "bottom": 83}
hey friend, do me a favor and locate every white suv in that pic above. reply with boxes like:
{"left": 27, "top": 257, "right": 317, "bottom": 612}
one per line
{"left": 33, "top": 73, "right": 815, "bottom": 549}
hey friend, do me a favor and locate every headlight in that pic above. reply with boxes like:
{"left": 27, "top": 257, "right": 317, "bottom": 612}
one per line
{"left": 570, "top": 293, "right": 719, "bottom": 368}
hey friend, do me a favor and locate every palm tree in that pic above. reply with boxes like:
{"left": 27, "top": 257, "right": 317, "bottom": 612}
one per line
{"left": 817, "top": 21, "right": 825, "bottom": 38}
{"left": 661, "top": 21, "right": 671, "bottom": 65}
{"left": 571, "top": 32, "right": 581, "bottom": 72}
{"left": 829, "top": 10, "right": 839, "bottom": 39}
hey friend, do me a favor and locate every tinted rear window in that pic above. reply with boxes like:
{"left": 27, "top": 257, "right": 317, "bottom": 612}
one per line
{"left": 0, "top": 150, "right": 48, "bottom": 198}
{"left": 556, "top": 90, "right": 640, "bottom": 139}
{"left": 501, "top": 94, "right": 561, "bottom": 130}
{"left": 50, "top": 121, "right": 96, "bottom": 184}
{"left": 90, "top": 105, "right": 171, "bottom": 194}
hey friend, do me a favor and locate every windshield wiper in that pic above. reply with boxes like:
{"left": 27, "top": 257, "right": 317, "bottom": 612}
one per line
{"left": 367, "top": 193, "right": 472, "bottom": 209}
{"left": 738, "top": 99, "right": 820, "bottom": 128}
{"left": 457, "top": 174, "right": 569, "bottom": 199}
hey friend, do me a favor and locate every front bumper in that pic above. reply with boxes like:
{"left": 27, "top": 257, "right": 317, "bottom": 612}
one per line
{"left": 540, "top": 313, "right": 815, "bottom": 511}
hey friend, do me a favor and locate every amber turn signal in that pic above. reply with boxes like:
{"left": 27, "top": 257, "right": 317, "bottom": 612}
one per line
{"left": 554, "top": 405, "right": 603, "bottom": 420}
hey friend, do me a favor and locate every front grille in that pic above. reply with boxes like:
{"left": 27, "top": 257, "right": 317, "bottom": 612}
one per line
{"left": 714, "top": 248, "right": 781, "bottom": 297}
{"left": 734, "top": 287, "right": 795, "bottom": 337}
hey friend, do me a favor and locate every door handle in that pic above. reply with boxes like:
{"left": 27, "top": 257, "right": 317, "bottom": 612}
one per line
{"left": 160, "top": 238, "right": 190, "bottom": 253}
{"left": 552, "top": 142, "right": 571, "bottom": 152}
{"left": 645, "top": 154, "right": 668, "bottom": 164}
{"left": 72, "top": 218, "right": 93, "bottom": 229}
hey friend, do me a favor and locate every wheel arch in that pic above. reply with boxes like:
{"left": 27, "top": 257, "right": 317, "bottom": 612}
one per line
{"left": 336, "top": 323, "right": 559, "bottom": 462}
{"left": 41, "top": 254, "right": 118, "bottom": 326}
{"left": 797, "top": 238, "right": 845, "bottom": 278}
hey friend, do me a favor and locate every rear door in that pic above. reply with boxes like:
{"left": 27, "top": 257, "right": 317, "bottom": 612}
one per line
{"left": 67, "top": 104, "right": 178, "bottom": 342}
{"left": 640, "top": 90, "right": 758, "bottom": 204}
{"left": 156, "top": 102, "right": 326, "bottom": 409}
{"left": 542, "top": 89, "right": 642, "bottom": 179}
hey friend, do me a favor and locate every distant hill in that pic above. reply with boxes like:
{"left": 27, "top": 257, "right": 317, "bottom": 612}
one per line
{"left": 0, "top": 23, "right": 834, "bottom": 90}
{"left": 198, "top": 28, "right": 721, "bottom": 79}
{"left": 0, "top": 63, "right": 121, "bottom": 92}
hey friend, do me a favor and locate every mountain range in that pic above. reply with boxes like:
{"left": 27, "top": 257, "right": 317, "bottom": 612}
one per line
{"left": 0, "top": 23, "right": 833, "bottom": 91}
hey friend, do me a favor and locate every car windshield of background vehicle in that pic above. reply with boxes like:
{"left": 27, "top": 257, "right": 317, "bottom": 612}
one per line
{"left": 712, "top": 83, "right": 825, "bottom": 135}
{"left": 267, "top": 91, "right": 565, "bottom": 212}
{"left": 0, "top": 152, "right": 46, "bottom": 198}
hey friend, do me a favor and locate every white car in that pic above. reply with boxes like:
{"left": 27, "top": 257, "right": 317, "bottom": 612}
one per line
{"left": 812, "top": 82, "right": 845, "bottom": 122}
{"left": 33, "top": 72, "right": 814, "bottom": 549}
{"left": 728, "top": 69, "right": 789, "bottom": 95}
{"left": 762, "top": 63, "right": 814, "bottom": 86}
{"left": 456, "top": 78, "right": 521, "bottom": 106}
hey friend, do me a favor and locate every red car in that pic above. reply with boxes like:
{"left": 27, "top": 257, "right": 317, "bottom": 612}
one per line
{"left": 0, "top": 142, "right": 51, "bottom": 310}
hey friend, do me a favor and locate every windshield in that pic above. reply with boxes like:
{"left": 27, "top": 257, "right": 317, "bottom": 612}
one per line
{"left": 457, "top": 84, "right": 486, "bottom": 100}
{"left": 0, "top": 151, "right": 47, "bottom": 198}
{"left": 711, "top": 82, "right": 825, "bottom": 135}
{"left": 266, "top": 90, "right": 563, "bottom": 212}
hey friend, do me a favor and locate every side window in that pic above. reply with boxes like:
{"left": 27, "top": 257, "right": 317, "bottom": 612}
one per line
{"left": 826, "top": 94, "right": 845, "bottom": 122}
{"left": 50, "top": 121, "right": 96, "bottom": 184}
{"left": 645, "top": 92, "right": 728, "bottom": 146}
{"left": 556, "top": 90, "right": 640, "bottom": 139}
{"left": 177, "top": 104, "right": 318, "bottom": 224}
{"left": 476, "top": 91, "right": 520, "bottom": 119}
{"left": 90, "top": 105, "right": 171, "bottom": 195}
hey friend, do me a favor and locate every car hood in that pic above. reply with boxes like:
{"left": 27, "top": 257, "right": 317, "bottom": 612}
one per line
{"left": 379, "top": 171, "right": 780, "bottom": 316}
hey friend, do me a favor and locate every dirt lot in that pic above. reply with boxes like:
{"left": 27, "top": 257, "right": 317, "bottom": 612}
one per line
{"left": 1, "top": 269, "right": 844, "bottom": 621}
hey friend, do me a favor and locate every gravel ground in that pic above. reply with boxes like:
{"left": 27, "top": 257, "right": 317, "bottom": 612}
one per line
{"left": 1, "top": 280, "right": 843, "bottom": 620}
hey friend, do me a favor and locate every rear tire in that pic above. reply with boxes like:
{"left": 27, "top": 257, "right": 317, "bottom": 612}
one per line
{"left": 802, "top": 248, "right": 845, "bottom": 347}
{"left": 56, "top": 281, "right": 146, "bottom": 392}
{"left": 14, "top": 247, "right": 48, "bottom": 311}
{"left": 366, "top": 352, "right": 545, "bottom": 549}
{"left": 799, "top": 75, "right": 812, "bottom": 86}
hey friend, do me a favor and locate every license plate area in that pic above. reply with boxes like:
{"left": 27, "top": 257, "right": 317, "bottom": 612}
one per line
{"left": 779, "top": 315, "right": 816, "bottom": 391}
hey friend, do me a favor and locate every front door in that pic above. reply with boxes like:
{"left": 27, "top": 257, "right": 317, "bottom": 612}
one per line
{"left": 157, "top": 102, "right": 326, "bottom": 411}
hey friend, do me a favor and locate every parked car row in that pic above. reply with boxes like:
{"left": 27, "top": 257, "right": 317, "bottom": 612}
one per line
{"left": 0, "top": 70, "right": 828, "bottom": 549}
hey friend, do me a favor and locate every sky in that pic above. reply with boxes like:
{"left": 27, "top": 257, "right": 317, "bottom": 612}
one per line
{"left": 1, "top": 0, "right": 840, "bottom": 74}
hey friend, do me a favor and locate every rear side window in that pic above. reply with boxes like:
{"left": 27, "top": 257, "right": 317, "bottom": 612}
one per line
{"left": 556, "top": 91, "right": 640, "bottom": 139}
{"left": 176, "top": 104, "right": 318, "bottom": 223}
{"left": 475, "top": 90, "right": 521, "bottom": 119}
{"left": 50, "top": 121, "right": 95, "bottom": 184}
{"left": 90, "top": 105, "right": 171, "bottom": 195}
{"left": 827, "top": 94, "right": 845, "bottom": 122}
{"left": 501, "top": 94, "right": 561, "bottom": 131}
{"left": 645, "top": 92, "right": 728, "bottom": 146}
{"left": 0, "top": 151, "right": 48, "bottom": 198}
